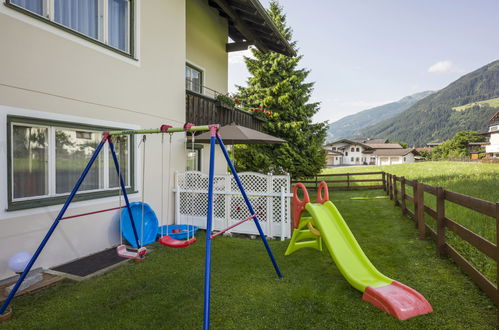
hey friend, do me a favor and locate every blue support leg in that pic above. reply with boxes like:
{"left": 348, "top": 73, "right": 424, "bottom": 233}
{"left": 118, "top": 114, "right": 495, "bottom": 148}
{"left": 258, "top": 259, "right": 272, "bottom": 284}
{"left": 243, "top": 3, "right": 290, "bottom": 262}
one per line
{"left": 203, "top": 133, "right": 216, "bottom": 330}
{"left": 0, "top": 138, "right": 107, "bottom": 316}
{"left": 216, "top": 134, "right": 283, "bottom": 278}
{"left": 109, "top": 138, "right": 141, "bottom": 248}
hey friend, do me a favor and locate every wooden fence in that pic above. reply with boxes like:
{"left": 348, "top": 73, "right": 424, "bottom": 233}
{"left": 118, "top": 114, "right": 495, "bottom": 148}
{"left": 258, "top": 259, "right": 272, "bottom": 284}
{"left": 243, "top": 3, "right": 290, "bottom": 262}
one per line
{"left": 291, "top": 171, "right": 385, "bottom": 190}
{"left": 293, "top": 170, "right": 498, "bottom": 321}
{"left": 384, "top": 172, "right": 499, "bottom": 320}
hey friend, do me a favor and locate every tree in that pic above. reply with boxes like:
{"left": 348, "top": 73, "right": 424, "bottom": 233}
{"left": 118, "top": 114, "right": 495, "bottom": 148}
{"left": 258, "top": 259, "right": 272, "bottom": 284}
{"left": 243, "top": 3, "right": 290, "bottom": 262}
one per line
{"left": 431, "top": 130, "right": 485, "bottom": 159}
{"left": 234, "top": 1, "right": 327, "bottom": 178}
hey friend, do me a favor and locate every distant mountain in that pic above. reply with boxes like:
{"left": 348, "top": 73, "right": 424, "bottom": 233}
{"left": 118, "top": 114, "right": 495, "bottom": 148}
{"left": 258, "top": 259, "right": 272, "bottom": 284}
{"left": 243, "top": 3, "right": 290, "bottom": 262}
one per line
{"left": 358, "top": 59, "right": 499, "bottom": 146}
{"left": 327, "top": 91, "right": 434, "bottom": 142}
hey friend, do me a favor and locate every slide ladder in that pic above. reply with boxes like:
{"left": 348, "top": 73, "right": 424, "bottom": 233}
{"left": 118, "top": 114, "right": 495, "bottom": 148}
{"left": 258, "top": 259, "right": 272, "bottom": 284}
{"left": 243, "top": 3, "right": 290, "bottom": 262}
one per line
{"left": 286, "top": 182, "right": 432, "bottom": 321}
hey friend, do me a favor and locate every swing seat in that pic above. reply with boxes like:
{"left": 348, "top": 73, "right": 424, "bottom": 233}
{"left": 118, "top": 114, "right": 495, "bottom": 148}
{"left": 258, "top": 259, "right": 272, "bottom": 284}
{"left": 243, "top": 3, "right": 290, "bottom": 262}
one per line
{"left": 159, "top": 235, "right": 196, "bottom": 248}
{"left": 116, "top": 245, "right": 147, "bottom": 259}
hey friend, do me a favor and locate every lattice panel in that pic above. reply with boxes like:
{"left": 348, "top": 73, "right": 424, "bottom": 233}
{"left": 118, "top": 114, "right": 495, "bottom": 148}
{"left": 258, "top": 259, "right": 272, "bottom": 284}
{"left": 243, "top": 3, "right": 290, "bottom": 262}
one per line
{"left": 231, "top": 172, "right": 268, "bottom": 193}
{"left": 176, "top": 171, "right": 291, "bottom": 238}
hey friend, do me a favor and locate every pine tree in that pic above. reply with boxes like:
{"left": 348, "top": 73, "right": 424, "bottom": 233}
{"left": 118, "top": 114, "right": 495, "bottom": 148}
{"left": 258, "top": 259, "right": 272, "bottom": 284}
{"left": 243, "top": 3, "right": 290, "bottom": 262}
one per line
{"left": 234, "top": 1, "right": 327, "bottom": 178}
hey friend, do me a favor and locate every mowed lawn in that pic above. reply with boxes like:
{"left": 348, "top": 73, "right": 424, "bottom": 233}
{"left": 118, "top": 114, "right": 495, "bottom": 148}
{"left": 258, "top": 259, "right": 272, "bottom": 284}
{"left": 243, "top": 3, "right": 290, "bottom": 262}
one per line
{"left": 321, "top": 161, "right": 499, "bottom": 283}
{"left": 1, "top": 190, "right": 495, "bottom": 329}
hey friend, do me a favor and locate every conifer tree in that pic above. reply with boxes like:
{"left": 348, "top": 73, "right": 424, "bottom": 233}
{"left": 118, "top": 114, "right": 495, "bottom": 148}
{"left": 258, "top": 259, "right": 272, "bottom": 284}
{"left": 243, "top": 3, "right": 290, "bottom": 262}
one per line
{"left": 235, "top": 1, "right": 327, "bottom": 178}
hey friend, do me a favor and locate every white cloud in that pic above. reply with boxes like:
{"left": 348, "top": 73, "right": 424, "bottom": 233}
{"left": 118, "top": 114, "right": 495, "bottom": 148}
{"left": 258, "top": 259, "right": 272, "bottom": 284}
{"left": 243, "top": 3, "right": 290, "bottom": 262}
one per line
{"left": 427, "top": 60, "right": 465, "bottom": 73}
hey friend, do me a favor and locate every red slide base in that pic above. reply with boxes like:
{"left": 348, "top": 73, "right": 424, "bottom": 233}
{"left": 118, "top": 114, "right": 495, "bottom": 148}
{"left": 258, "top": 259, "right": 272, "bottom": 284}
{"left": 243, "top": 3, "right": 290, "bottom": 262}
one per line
{"left": 362, "top": 281, "right": 433, "bottom": 320}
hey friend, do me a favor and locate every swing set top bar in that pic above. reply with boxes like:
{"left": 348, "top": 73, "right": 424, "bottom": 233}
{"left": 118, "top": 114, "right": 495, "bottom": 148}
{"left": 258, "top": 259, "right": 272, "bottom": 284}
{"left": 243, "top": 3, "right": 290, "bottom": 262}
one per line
{"left": 106, "top": 124, "right": 218, "bottom": 136}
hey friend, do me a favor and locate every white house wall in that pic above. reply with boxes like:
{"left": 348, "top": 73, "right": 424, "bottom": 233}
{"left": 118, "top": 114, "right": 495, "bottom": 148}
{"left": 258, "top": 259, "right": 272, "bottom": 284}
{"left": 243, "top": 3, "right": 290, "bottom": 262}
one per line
{"left": 0, "top": 0, "right": 229, "bottom": 280}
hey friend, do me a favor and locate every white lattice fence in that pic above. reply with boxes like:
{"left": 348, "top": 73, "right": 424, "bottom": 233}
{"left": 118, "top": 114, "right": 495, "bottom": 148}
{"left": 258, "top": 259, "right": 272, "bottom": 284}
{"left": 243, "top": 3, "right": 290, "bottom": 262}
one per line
{"left": 173, "top": 171, "right": 292, "bottom": 240}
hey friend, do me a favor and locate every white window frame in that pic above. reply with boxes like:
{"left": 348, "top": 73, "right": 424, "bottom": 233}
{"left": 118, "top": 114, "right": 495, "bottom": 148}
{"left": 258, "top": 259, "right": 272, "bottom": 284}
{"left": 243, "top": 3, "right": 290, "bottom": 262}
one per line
{"left": 10, "top": 121, "right": 131, "bottom": 203}
{"left": 6, "top": 0, "right": 133, "bottom": 55}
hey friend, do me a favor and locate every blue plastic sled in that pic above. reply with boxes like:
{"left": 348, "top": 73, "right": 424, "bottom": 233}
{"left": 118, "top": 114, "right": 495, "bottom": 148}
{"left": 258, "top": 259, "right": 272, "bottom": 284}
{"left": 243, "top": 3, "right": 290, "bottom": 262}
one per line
{"left": 121, "top": 202, "right": 159, "bottom": 248}
{"left": 157, "top": 224, "right": 199, "bottom": 240}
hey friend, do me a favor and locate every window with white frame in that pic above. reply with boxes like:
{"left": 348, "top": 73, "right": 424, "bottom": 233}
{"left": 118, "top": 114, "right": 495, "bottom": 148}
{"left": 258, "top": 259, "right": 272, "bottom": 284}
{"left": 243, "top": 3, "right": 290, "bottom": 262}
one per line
{"left": 8, "top": 0, "right": 133, "bottom": 54}
{"left": 185, "top": 64, "right": 203, "bottom": 94}
{"left": 8, "top": 117, "right": 133, "bottom": 209}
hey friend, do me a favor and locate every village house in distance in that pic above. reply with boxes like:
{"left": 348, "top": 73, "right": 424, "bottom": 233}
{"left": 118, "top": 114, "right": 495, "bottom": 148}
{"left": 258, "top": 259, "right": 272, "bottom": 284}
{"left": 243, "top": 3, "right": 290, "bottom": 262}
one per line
{"left": 324, "top": 138, "right": 420, "bottom": 166}
{"left": 482, "top": 110, "right": 499, "bottom": 158}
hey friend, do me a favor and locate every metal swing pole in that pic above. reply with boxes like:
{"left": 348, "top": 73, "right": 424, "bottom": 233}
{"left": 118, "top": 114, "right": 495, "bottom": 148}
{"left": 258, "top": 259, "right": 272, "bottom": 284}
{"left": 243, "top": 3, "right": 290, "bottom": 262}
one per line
{"left": 0, "top": 135, "right": 108, "bottom": 316}
{"left": 203, "top": 125, "right": 217, "bottom": 330}
{"left": 108, "top": 136, "right": 141, "bottom": 248}
{"left": 216, "top": 134, "right": 283, "bottom": 279}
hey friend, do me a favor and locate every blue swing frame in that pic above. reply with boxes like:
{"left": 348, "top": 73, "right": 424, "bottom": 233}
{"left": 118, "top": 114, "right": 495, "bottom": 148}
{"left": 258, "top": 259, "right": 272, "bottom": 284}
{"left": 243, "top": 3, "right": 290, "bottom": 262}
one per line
{"left": 0, "top": 124, "right": 282, "bottom": 330}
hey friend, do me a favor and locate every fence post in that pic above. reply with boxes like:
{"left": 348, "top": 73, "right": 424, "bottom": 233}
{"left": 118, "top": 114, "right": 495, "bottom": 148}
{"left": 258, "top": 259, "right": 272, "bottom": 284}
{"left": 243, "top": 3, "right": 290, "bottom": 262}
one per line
{"left": 280, "top": 186, "right": 286, "bottom": 241}
{"left": 382, "top": 172, "right": 386, "bottom": 192}
{"left": 400, "top": 177, "right": 407, "bottom": 215}
{"left": 393, "top": 175, "right": 398, "bottom": 206}
{"left": 388, "top": 174, "right": 393, "bottom": 200}
{"left": 412, "top": 180, "right": 418, "bottom": 227}
{"left": 436, "top": 187, "right": 446, "bottom": 257}
{"left": 315, "top": 175, "right": 318, "bottom": 189}
{"left": 416, "top": 182, "right": 425, "bottom": 240}
{"left": 347, "top": 173, "right": 350, "bottom": 190}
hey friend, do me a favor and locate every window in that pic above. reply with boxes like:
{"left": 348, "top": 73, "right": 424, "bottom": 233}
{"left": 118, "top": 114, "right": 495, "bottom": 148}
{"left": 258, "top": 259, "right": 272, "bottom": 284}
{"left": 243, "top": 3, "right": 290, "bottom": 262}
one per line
{"left": 331, "top": 147, "right": 336, "bottom": 150}
{"left": 8, "top": 116, "right": 134, "bottom": 210}
{"left": 350, "top": 147, "right": 354, "bottom": 152}
{"left": 7, "top": 0, "right": 134, "bottom": 55}
{"left": 350, "top": 157, "right": 354, "bottom": 162}
{"left": 403, "top": 157, "right": 406, "bottom": 162}
{"left": 185, "top": 64, "right": 203, "bottom": 94}
{"left": 345, "top": 151, "right": 348, "bottom": 156}
{"left": 356, "top": 147, "right": 360, "bottom": 152}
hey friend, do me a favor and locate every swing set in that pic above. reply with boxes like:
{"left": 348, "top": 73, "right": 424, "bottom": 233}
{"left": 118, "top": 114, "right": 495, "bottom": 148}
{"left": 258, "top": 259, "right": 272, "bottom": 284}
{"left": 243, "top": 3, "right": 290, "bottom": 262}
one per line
{"left": 0, "top": 123, "right": 282, "bottom": 330}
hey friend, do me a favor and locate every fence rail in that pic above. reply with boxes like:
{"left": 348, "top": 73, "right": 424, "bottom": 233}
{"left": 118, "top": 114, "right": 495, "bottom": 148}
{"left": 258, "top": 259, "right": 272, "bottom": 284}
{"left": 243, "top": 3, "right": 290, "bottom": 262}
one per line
{"left": 291, "top": 171, "right": 385, "bottom": 190}
{"left": 383, "top": 172, "right": 499, "bottom": 313}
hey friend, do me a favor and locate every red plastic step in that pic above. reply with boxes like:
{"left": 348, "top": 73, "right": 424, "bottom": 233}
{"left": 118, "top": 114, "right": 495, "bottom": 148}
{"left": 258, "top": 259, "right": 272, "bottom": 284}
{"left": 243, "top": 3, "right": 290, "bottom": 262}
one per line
{"left": 362, "top": 281, "right": 433, "bottom": 320}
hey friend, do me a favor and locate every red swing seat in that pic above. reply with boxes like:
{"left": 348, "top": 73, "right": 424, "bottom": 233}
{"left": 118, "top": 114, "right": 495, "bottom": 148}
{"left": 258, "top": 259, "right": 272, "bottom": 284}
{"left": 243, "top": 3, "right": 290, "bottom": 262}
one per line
{"left": 116, "top": 244, "right": 147, "bottom": 259}
{"left": 159, "top": 235, "right": 196, "bottom": 248}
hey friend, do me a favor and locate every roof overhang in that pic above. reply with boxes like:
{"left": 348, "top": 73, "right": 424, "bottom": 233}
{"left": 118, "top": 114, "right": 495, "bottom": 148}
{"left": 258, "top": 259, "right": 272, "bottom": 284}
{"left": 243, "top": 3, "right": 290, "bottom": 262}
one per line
{"left": 490, "top": 110, "right": 499, "bottom": 121}
{"left": 208, "top": 0, "right": 296, "bottom": 57}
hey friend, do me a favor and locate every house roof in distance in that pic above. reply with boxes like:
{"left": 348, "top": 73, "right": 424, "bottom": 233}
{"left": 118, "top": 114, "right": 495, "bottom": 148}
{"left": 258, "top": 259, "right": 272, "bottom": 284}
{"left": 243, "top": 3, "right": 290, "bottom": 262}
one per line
{"left": 350, "top": 138, "right": 388, "bottom": 144}
{"left": 325, "top": 139, "right": 371, "bottom": 149}
{"left": 368, "top": 148, "right": 420, "bottom": 156}
{"left": 208, "top": 0, "right": 296, "bottom": 57}
{"left": 365, "top": 143, "right": 403, "bottom": 149}
{"left": 490, "top": 110, "right": 499, "bottom": 121}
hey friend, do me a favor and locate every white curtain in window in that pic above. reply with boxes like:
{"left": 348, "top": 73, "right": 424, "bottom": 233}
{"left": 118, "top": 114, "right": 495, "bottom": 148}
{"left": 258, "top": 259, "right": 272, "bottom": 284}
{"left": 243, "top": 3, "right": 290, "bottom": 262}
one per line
{"left": 54, "top": 0, "right": 100, "bottom": 40}
{"left": 11, "top": 0, "right": 44, "bottom": 15}
{"left": 108, "top": 0, "right": 129, "bottom": 52}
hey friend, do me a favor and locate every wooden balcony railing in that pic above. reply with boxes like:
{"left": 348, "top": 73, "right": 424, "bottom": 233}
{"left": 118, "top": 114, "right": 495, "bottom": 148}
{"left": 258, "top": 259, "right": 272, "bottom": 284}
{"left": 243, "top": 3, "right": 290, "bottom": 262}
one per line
{"left": 186, "top": 90, "right": 267, "bottom": 131}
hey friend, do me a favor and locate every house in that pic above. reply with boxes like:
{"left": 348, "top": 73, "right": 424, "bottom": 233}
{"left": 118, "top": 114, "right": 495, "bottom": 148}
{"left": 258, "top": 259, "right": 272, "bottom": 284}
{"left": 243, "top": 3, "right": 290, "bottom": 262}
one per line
{"left": 324, "top": 139, "right": 419, "bottom": 166}
{"left": 482, "top": 110, "right": 499, "bottom": 158}
{"left": 0, "top": 0, "right": 292, "bottom": 280}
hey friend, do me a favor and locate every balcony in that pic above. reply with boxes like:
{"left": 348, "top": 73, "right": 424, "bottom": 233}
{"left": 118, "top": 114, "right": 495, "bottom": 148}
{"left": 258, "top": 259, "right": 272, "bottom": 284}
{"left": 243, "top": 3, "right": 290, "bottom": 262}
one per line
{"left": 185, "top": 89, "right": 267, "bottom": 131}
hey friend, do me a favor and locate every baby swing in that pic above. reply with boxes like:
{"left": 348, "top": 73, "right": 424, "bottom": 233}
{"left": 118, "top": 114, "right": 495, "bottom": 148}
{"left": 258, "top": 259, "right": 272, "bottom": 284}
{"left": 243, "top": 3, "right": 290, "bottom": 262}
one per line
{"left": 158, "top": 125, "right": 197, "bottom": 248}
{"left": 116, "top": 135, "right": 148, "bottom": 259}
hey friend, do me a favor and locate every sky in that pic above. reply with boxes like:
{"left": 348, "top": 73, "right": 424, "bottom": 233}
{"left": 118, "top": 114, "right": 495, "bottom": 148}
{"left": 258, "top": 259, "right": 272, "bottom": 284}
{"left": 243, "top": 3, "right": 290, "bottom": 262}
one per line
{"left": 228, "top": 0, "right": 499, "bottom": 124}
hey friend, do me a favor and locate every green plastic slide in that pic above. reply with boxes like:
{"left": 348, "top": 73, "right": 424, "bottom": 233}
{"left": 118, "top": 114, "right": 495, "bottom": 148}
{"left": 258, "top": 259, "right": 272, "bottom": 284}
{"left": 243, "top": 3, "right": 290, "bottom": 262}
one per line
{"left": 304, "top": 201, "right": 392, "bottom": 291}
{"left": 285, "top": 183, "right": 433, "bottom": 320}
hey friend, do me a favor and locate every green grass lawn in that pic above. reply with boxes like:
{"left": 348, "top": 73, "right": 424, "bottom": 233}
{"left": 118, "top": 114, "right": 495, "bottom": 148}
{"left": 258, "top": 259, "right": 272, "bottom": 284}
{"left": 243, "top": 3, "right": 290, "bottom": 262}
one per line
{"left": 320, "top": 161, "right": 499, "bottom": 284}
{"left": 1, "top": 190, "right": 496, "bottom": 329}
